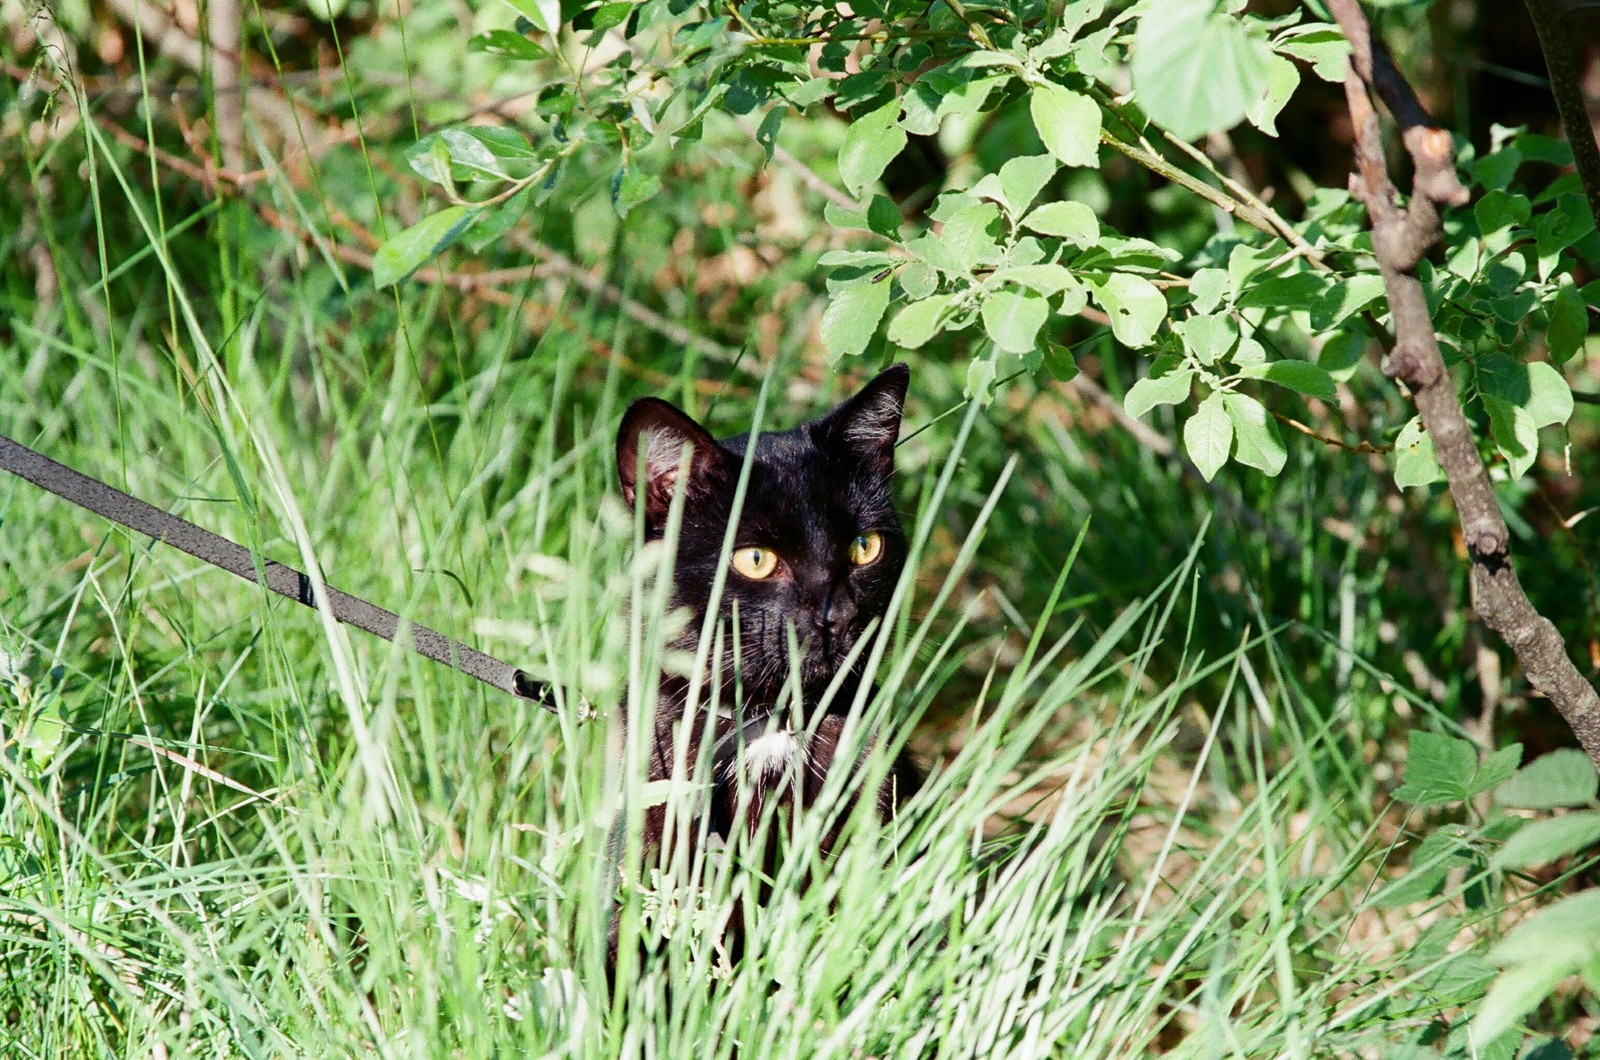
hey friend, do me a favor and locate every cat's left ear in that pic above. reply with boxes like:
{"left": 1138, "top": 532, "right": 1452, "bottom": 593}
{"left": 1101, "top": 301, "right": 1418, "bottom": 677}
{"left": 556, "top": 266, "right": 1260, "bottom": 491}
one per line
{"left": 811, "top": 363, "right": 910, "bottom": 474}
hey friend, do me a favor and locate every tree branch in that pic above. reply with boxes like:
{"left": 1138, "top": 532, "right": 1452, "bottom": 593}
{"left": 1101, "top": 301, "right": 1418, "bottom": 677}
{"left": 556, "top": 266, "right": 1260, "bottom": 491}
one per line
{"left": 1329, "top": 0, "right": 1600, "bottom": 768}
{"left": 1523, "top": 0, "right": 1600, "bottom": 231}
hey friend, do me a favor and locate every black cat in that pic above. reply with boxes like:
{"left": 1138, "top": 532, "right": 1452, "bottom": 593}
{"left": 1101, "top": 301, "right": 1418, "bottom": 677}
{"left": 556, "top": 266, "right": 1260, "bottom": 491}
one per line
{"left": 610, "top": 364, "right": 920, "bottom": 966}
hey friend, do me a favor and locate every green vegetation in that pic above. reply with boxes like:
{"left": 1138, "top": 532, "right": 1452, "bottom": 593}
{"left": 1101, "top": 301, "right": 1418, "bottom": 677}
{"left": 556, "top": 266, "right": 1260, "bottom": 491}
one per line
{"left": 2, "top": 1, "right": 1598, "bottom": 1055}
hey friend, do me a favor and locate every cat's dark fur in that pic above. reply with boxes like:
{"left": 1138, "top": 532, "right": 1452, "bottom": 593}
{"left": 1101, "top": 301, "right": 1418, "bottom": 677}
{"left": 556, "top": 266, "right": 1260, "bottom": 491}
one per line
{"left": 610, "top": 364, "right": 919, "bottom": 967}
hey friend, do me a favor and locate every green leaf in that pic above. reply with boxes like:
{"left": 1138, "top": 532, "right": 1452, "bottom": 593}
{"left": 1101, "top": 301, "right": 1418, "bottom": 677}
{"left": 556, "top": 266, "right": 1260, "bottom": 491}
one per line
{"left": 821, "top": 280, "right": 891, "bottom": 362}
{"left": 612, "top": 166, "right": 661, "bottom": 217}
{"left": 1125, "top": 368, "right": 1195, "bottom": 419}
{"left": 991, "top": 265, "right": 1079, "bottom": 296}
{"left": 981, "top": 289, "right": 1050, "bottom": 353}
{"left": 1131, "top": 0, "right": 1275, "bottom": 141}
{"left": 1393, "top": 417, "right": 1445, "bottom": 490}
{"left": 1177, "top": 313, "right": 1236, "bottom": 365}
{"left": 504, "top": 0, "right": 562, "bottom": 34}
{"left": 590, "top": 2, "right": 633, "bottom": 29}
{"left": 900, "top": 261, "right": 938, "bottom": 300}
{"left": 1237, "top": 360, "right": 1336, "bottom": 400}
{"left": 1029, "top": 84, "right": 1101, "bottom": 169}
{"left": 1222, "top": 392, "right": 1286, "bottom": 476}
{"left": 1524, "top": 361, "right": 1574, "bottom": 428}
{"left": 1246, "top": 54, "right": 1299, "bottom": 136}
{"left": 1547, "top": 277, "right": 1589, "bottom": 364}
{"left": 1483, "top": 393, "right": 1538, "bottom": 480}
{"left": 938, "top": 203, "right": 1005, "bottom": 273}
{"left": 1477, "top": 743, "right": 1525, "bottom": 795}
{"left": 373, "top": 206, "right": 475, "bottom": 288}
{"left": 1183, "top": 391, "right": 1232, "bottom": 481}
{"left": 1089, "top": 273, "right": 1166, "bottom": 348}
{"left": 1020, "top": 201, "right": 1099, "bottom": 245}
{"left": 839, "top": 99, "right": 908, "bottom": 198}
{"left": 1393, "top": 731, "right": 1479, "bottom": 807}
{"left": 1276, "top": 27, "right": 1351, "bottom": 83}
{"left": 1492, "top": 812, "right": 1600, "bottom": 871}
{"left": 1497, "top": 748, "right": 1599, "bottom": 809}
{"left": 1041, "top": 340, "right": 1079, "bottom": 382}
{"left": 1472, "top": 959, "right": 1573, "bottom": 1048}
{"left": 1189, "top": 268, "right": 1229, "bottom": 314}
{"left": 887, "top": 295, "right": 954, "bottom": 349}
{"left": 999, "top": 155, "right": 1060, "bottom": 215}
{"left": 966, "top": 354, "right": 998, "bottom": 405}
{"left": 1475, "top": 889, "right": 1600, "bottom": 1045}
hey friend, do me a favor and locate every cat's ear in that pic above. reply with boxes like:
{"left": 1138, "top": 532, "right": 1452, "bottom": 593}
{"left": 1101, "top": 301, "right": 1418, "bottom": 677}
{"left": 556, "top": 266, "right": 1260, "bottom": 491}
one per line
{"left": 811, "top": 363, "right": 909, "bottom": 473}
{"left": 617, "top": 398, "right": 725, "bottom": 524}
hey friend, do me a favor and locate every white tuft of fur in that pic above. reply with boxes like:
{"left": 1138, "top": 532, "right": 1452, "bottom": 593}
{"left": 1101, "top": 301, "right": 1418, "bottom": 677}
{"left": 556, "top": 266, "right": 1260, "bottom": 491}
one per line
{"left": 841, "top": 396, "right": 899, "bottom": 448}
{"left": 742, "top": 728, "right": 800, "bottom": 784}
{"left": 642, "top": 429, "right": 694, "bottom": 487}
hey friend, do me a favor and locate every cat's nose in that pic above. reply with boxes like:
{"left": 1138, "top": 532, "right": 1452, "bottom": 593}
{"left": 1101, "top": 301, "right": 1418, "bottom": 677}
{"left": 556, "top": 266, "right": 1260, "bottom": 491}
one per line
{"left": 817, "top": 595, "right": 855, "bottom": 638}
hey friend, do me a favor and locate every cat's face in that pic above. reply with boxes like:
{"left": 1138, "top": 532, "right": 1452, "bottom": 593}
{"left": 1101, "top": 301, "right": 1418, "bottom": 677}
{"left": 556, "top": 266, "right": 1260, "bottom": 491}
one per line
{"left": 616, "top": 365, "right": 910, "bottom": 713}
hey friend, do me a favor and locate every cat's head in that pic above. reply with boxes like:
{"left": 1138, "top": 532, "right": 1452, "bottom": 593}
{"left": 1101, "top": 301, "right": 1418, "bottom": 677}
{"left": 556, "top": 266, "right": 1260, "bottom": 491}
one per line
{"left": 616, "top": 365, "right": 910, "bottom": 713}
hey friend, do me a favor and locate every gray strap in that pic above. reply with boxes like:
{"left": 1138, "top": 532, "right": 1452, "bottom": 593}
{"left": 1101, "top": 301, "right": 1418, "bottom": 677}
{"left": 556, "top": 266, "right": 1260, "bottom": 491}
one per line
{"left": 0, "top": 434, "right": 551, "bottom": 709}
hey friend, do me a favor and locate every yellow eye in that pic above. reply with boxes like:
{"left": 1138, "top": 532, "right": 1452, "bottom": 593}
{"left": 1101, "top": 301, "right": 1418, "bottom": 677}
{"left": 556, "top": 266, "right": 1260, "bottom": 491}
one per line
{"left": 731, "top": 546, "right": 779, "bottom": 580}
{"left": 848, "top": 531, "right": 883, "bottom": 566}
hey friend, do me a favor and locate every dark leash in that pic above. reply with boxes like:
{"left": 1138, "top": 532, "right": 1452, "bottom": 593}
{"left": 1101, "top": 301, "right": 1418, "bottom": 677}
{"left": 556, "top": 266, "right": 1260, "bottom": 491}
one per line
{"left": 0, "top": 434, "right": 552, "bottom": 709}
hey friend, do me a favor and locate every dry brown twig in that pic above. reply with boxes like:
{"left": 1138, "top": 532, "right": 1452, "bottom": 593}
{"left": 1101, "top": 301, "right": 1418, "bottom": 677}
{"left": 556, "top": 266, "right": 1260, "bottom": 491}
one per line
{"left": 1328, "top": 0, "right": 1600, "bottom": 767}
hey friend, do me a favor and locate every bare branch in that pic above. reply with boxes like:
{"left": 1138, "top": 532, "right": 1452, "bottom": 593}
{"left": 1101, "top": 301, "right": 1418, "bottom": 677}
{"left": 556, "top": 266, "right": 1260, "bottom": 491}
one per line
{"left": 1524, "top": 0, "right": 1600, "bottom": 231}
{"left": 1329, "top": 0, "right": 1600, "bottom": 767}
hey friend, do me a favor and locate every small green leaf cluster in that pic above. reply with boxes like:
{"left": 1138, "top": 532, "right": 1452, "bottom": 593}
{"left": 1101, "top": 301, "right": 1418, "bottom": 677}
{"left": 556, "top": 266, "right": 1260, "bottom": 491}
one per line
{"left": 1385, "top": 732, "right": 1600, "bottom": 1052}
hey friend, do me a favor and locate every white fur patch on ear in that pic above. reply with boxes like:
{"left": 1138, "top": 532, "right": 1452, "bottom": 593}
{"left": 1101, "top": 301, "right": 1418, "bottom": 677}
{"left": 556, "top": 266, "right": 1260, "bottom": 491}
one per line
{"left": 642, "top": 426, "right": 697, "bottom": 491}
{"left": 841, "top": 393, "right": 902, "bottom": 448}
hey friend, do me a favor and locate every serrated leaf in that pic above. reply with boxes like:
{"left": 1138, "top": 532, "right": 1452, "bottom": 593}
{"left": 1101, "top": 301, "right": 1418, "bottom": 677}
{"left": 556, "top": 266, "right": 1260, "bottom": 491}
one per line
{"left": 373, "top": 206, "right": 475, "bottom": 288}
{"left": 1498, "top": 748, "right": 1599, "bottom": 809}
{"left": 1029, "top": 84, "right": 1101, "bottom": 168}
{"left": 1238, "top": 360, "right": 1337, "bottom": 400}
{"left": 821, "top": 279, "right": 891, "bottom": 362}
{"left": 981, "top": 288, "right": 1049, "bottom": 353}
{"left": 1222, "top": 392, "right": 1286, "bottom": 476}
{"left": 1394, "top": 731, "right": 1479, "bottom": 807}
{"left": 1246, "top": 54, "right": 1299, "bottom": 136}
{"left": 1020, "top": 201, "right": 1099, "bottom": 245}
{"left": 1491, "top": 812, "right": 1600, "bottom": 871}
{"left": 887, "top": 295, "right": 954, "bottom": 349}
{"left": 1184, "top": 391, "right": 1232, "bottom": 481}
{"left": 1547, "top": 277, "right": 1589, "bottom": 364}
{"left": 1393, "top": 417, "right": 1445, "bottom": 489}
{"left": 999, "top": 155, "right": 1060, "bottom": 215}
{"left": 1089, "top": 272, "right": 1166, "bottom": 348}
{"left": 839, "top": 99, "right": 908, "bottom": 198}
{"left": 1131, "top": 0, "right": 1274, "bottom": 141}
{"left": 1125, "top": 369, "right": 1196, "bottom": 420}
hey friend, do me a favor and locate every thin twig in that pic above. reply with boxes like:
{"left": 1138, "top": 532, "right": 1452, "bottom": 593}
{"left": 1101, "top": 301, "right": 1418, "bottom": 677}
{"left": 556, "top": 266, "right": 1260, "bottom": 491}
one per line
{"left": 1523, "top": 0, "right": 1600, "bottom": 231}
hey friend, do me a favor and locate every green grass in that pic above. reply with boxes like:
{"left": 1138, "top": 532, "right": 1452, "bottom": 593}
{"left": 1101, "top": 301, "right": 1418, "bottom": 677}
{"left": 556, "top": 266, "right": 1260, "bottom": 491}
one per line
{"left": 2, "top": 12, "right": 1591, "bottom": 1057}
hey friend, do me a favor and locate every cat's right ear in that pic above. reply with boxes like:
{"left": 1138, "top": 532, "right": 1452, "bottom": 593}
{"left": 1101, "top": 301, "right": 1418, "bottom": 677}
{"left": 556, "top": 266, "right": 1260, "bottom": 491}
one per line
{"left": 616, "top": 398, "right": 725, "bottom": 527}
